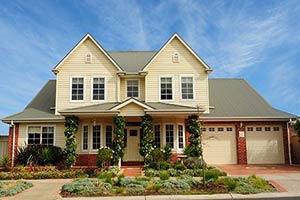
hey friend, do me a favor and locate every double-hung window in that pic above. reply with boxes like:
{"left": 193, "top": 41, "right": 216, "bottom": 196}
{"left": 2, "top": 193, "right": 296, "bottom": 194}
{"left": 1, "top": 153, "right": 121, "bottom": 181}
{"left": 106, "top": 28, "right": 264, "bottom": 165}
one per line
{"left": 92, "top": 77, "right": 105, "bottom": 101}
{"left": 178, "top": 125, "right": 184, "bottom": 149}
{"left": 165, "top": 124, "right": 174, "bottom": 148}
{"left": 181, "top": 76, "right": 194, "bottom": 100}
{"left": 71, "top": 77, "right": 84, "bottom": 101}
{"left": 160, "top": 77, "right": 173, "bottom": 100}
{"left": 93, "top": 125, "right": 101, "bottom": 150}
{"left": 28, "top": 126, "right": 54, "bottom": 146}
{"left": 105, "top": 125, "right": 113, "bottom": 148}
{"left": 82, "top": 125, "right": 89, "bottom": 151}
{"left": 127, "top": 80, "right": 139, "bottom": 98}
{"left": 154, "top": 125, "right": 161, "bottom": 148}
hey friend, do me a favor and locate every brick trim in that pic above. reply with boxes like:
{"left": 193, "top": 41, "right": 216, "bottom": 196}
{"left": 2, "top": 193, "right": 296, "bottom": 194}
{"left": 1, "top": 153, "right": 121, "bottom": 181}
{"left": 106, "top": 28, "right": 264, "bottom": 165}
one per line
{"left": 76, "top": 154, "right": 97, "bottom": 166}
{"left": 7, "top": 124, "right": 19, "bottom": 167}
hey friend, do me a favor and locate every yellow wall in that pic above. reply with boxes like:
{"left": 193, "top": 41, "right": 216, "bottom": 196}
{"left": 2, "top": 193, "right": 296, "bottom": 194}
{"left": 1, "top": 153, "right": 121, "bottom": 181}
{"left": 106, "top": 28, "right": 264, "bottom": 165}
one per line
{"left": 145, "top": 38, "right": 209, "bottom": 112}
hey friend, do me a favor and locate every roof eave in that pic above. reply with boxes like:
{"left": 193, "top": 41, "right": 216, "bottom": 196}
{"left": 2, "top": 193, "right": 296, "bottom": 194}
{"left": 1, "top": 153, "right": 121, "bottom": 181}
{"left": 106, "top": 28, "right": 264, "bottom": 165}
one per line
{"left": 200, "top": 116, "right": 296, "bottom": 122}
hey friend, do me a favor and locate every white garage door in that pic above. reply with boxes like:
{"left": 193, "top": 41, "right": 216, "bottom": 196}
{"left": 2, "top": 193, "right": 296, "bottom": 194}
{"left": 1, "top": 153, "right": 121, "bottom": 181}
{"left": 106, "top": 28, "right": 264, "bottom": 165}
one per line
{"left": 202, "top": 126, "right": 237, "bottom": 164}
{"left": 246, "top": 125, "right": 284, "bottom": 164}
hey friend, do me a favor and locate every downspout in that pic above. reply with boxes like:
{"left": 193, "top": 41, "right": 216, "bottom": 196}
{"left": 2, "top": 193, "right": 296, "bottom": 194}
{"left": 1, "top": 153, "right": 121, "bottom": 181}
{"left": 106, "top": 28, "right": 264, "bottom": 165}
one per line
{"left": 287, "top": 119, "right": 292, "bottom": 165}
{"left": 10, "top": 120, "right": 15, "bottom": 167}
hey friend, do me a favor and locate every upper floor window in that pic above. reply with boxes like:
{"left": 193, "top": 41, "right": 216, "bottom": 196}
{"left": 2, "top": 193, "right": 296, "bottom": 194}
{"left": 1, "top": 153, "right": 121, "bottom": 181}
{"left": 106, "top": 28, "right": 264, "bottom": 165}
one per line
{"left": 172, "top": 52, "right": 179, "bottom": 63}
{"left": 28, "top": 126, "right": 54, "bottom": 146}
{"left": 160, "top": 77, "right": 173, "bottom": 100}
{"left": 127, "top": 80, "right": 139, "bottom": 98}
{"left": 71, "top": 77, "right": 84, "bottom": 101}
{"left": 181, "top": 76, "right": 194, "bottom": 100}
{"left": 92, "top": 77, "right": 105, "bottom": 101}
{"left": 86, "top": 53, "right": 92, "bottom": 64}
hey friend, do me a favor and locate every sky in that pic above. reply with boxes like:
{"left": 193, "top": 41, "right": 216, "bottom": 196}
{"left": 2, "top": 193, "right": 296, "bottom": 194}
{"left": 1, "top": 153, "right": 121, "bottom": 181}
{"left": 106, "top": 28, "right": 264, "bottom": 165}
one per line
{"left": 0, "top": 0, "right": 299, "bottom": 134}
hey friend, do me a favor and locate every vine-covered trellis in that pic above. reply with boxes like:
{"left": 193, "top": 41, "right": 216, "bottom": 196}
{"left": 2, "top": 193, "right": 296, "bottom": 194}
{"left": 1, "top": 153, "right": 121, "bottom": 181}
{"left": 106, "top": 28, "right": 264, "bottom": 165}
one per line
{"left": 112, "top": 116, "right": 126, "bottom": 165}
{"left": 184, "top": 114, "right": 202, "bottom": 158}
{"left": 140, "top": 114, "right": 154, "bottom": 162}
{"left": 64, "top": 116, "right": 79, "bottom": 168}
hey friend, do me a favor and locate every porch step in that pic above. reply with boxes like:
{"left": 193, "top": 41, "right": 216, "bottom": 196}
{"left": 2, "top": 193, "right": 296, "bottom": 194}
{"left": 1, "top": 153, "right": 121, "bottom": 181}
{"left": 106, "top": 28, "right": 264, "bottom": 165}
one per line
{"left": 122, "top": 166, "right": 143, "bottom": 177}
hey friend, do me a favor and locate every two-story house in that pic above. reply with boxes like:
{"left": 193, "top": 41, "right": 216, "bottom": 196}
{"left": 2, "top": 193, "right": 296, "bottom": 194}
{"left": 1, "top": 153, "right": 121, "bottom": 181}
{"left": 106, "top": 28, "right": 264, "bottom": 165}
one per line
{"left": 2, "top": 33, "right": 296, "bottom": 166}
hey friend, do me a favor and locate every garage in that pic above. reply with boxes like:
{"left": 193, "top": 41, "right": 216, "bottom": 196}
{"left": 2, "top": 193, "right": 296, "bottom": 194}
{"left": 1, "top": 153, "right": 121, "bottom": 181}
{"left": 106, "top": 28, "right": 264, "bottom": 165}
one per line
{"left": 246, "top": 125, "right": 285, "bottom": 164}
{"left": 202, "top": 125, "right": 237, "bottom": 164}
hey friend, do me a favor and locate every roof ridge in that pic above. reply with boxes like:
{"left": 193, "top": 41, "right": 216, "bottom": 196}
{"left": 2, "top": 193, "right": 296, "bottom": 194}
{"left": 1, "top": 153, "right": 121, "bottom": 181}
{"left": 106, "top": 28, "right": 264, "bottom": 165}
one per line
{"left": 209, "top": 78, "right": 244, "bottom": 80}
{"left": 107, "top": 50, "right": 157, "bottom": 52}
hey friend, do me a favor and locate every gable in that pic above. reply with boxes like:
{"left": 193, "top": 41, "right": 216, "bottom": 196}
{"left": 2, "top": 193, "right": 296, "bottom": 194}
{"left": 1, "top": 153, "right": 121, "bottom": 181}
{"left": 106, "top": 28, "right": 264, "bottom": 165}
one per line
{"left": 119, "top": 102, "right": 145, "bottom": 116}
{"left": 52, "top": 33, "right": 122, "bottom": 73}
{"left": 142, "top": 33, "right": 212, "bottom": 72}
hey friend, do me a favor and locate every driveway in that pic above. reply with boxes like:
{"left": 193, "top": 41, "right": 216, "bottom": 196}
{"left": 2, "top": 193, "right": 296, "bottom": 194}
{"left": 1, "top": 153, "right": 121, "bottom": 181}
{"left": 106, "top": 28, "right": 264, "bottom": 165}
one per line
{"left": 217, "top": 165, "right": 300, "bottom": 192}
{"left": 3, "top": 179, "right": 72, "bottom": 200}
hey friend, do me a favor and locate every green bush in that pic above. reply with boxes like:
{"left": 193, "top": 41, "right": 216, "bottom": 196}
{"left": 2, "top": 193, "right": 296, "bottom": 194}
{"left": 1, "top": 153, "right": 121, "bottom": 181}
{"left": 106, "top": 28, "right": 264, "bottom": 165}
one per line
{"left": 159, "top": 171, "right": 170, "bottom": 180}
{"left": 146, "top": 181, "right": 161, "bottom": 192}
{"left": 63, "top": 169, "right": 86, "bottom": 178}
{"left": 248, "top": 175, "right": 271, "bottom": 190}
{"left": 1, "top": 155, "right": 10, "bottom": 171}
{"left": 168, "top": 168, "right": 178, "bottom": 177}
{"left": 120, "top": 177, "right": 149, "bottom": 187}
{"left": 62, "top": 178, "right": 110, "bottom": 195}
{"left": 144, "top": 169, "right": 159, "bottom": 177}
{"left": 204, "top": 170, "right": 219, "bottom": 181}
{"left": 125, "top": 183, "right": 145, "bottom": 194}
{"left": 162, "top": 145, "right": 172, "bottom": 160}
{"left": 173, "top": 163, "right": 186, "bottom": 171}
{"left": 160, "top": 161, "right": 171, "bottom": 170}
{"left": 183, "top": 157, "right": 202, "bottom": 169}
{"left": 97, "top": 147, "right": 113, "bottom": 168}
{"left": 0, "top": 172, "right": 12, "bottom": 180}
{"left": 106, "top": 166, "right": 120, "bottom": 176}
{"left": 160, "top": 179, "right": 190, "bottom": 192}
{"left": 0, "top": 181, "right": 33, "bottom": 197}
{"left": 217, "top": 177, "right": 237, "bottom": 191}
{"left": 182, "top": 169, "right": 195, "bottom": 176}
{"left": 98, "top": 172, "right": 114, "bottom": 184}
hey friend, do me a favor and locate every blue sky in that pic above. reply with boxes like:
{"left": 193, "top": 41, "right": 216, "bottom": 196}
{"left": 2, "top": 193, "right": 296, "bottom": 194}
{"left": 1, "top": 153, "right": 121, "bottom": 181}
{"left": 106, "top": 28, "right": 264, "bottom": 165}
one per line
{"left": 0, "top": 0, "right": 299, "bottom": 134}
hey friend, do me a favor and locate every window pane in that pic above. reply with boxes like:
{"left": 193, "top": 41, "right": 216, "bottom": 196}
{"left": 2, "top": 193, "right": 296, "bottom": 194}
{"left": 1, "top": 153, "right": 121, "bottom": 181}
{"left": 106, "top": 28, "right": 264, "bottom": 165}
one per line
{"left": 181, "top": 76, "right": 193, "bottom": 99}
{"left": 127, "top": 80, "right": 139, "bottom": 97}
{"left": 160, "top": 77, "right": 172, "bottom": 100}
{"left": 154, "top": 125, "right": 161, "bottom": 148}
{"left": 178, "top": 125, "right": 184, "bottom": 149}
{"left": 83, "top": 126, "right": 89, "bottom": 150}
{"left": 106, "top": 125, "right": 112, "bottom": 148}
{"left": 93, "top": 78, "right": 105, "bottom": 100}
{"left": 93, "top": 125, "right": 101, "bottom": 149}
{"left": 28, "top": 126, "right": 41, "bottom": 145}
{"left": 165, "top": 124, "right": 174, "bottom": 148}
{"left": 71, "top": 78, "right": 84, "bottom": 101}
{"left": 41, "top": 126, "right": 54, "bottom": 146}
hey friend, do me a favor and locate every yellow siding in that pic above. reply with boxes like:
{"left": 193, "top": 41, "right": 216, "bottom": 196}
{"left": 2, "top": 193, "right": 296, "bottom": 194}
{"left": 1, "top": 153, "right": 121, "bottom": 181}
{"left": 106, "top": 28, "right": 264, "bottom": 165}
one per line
{"left": 145, "top": 38, "right": 209, "bottom": 112}
{"left": 120, "top": 78, "right": 145, "bottom": 101}
{"left": 18, "top": 123, "right": 66, "bottom": 148}
{"left": 56, "top": 38, "right": 119, "bottom": 113}
{"left": 119, "top": 103, "right": 145, "bottom": 116}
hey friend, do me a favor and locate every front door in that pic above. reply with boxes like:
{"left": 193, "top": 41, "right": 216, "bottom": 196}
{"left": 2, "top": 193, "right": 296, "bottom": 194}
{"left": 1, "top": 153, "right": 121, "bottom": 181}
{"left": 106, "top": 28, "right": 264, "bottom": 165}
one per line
{"left": 123, "top": 127, "right": 143, "bottom": 161}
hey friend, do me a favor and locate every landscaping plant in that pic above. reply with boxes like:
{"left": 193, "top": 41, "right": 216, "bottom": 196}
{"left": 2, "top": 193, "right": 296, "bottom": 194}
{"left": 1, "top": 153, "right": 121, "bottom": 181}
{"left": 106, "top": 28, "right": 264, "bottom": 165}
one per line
{"left": 112, "top": 116, "right": 126, "bottom": 165}
{"left": 1, "top": 155, "right": 10, "bottom": 171}
{"left": 97, "top": 147, "right": 113, "bottom": 168}
{"left": 0, "top": 181, "right": 33, "bottom": 197}
{"left": 292, "top": 119, "right": 300, "bottom": 135}
{"left": 64, "top": 116, "right": 79, "bottom": 168}
{"left": 140, "top": 114, "right": 154, "bottom": 163}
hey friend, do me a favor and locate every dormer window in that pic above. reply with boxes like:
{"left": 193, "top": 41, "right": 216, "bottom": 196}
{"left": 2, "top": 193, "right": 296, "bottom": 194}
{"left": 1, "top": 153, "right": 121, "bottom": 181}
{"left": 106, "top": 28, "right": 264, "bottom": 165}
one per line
{"left": 86, "top": 53, "right": 92, "bottom": 64}
{"left": 172, "top": 52, "right": 179, "bottom": 63}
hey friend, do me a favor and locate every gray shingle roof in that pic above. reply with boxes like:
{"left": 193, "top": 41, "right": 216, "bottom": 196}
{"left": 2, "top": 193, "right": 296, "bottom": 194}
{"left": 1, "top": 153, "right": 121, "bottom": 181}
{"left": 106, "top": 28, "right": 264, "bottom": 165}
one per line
{"left": 107, "top": 51, "right": 156, "bottom": 72}
{"left": 2, "top": 79, "right": 296, "bottom": 122}
{"left": 205, "top": 79, "right": 296, "bottom": 119}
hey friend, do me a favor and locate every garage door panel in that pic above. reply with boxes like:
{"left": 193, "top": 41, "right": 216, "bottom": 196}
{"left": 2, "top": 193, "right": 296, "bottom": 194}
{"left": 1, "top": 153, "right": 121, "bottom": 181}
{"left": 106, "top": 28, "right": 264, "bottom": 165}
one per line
{"left": 246, "top": 126, "right": 284, "bottom": 164}
{"left": 203, "top": 126, "right": 237, "bottom": 164}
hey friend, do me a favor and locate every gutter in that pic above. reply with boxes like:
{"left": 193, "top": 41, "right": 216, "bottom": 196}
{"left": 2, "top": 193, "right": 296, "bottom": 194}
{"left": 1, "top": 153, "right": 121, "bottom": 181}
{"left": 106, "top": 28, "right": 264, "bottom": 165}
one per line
{"left": 10, "top": 121, "right": 15, "bottom": 167}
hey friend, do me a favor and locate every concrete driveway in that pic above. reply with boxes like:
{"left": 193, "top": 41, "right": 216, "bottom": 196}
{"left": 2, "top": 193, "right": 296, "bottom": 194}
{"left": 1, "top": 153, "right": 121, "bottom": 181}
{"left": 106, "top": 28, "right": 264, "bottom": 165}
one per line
{"left": 217, "top": 165, "right": 300, "bottom": 192}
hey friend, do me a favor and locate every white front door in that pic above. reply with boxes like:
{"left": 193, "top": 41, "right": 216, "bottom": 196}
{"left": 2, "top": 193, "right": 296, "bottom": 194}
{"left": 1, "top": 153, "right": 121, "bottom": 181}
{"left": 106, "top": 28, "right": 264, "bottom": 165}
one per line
{"left": 123, "top": 128, "right": 143, "bottom": 162}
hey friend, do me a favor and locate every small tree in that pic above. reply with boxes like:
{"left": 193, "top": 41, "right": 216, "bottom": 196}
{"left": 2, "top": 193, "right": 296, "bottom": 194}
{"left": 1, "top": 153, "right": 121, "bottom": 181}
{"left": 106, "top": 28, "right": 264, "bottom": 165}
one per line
{"left": 140, "top": 114, "right": 154, "bottom": 163}
{"left": 293, "top": 119, "right": 300, "bottom": 136}
{"left": 64, "top": 116, "right": 79, "bottom": 168}
{"left": 112, "top": 116, "right": 126, "bottom": 165}
{"left": 184, "top": 114, "right": 202, "bottom": 157}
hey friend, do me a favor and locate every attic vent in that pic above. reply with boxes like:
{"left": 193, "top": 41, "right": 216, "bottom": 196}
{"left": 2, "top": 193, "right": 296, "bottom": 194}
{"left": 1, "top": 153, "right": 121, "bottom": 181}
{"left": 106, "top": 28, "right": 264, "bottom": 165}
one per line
{"left": 172, "top": 52, "right": 179, "bottom": 63}
{"left": 86, "top": 53, "right": 92, "bottom": 64}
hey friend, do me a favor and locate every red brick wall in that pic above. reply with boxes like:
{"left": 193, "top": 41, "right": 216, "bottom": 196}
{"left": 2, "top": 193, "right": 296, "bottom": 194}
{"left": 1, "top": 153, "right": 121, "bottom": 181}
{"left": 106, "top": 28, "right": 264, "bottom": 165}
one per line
{"left": 236, "top": 124, "right": 247, "bottom": 164}
{"left": 76, "top": 154, "right": 97, "bottom": 166}
{"left": 7, "top": 124, "right": 19, "bottom": 167}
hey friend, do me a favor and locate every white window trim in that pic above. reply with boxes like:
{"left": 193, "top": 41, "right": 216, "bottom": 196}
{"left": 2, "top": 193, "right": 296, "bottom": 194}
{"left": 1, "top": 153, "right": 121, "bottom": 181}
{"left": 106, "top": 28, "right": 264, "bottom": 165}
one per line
{"left": 177, "top": 123, "right": 185, "bottom": 152}
{"left": 159, "top": 76, "right": 174, "bottom": 101}
{"left": 180, "top": 74, "right": 195, "bottom": 101}
{"left": 70, "top": 76, "right": 85, "bottom": 102}
{"left": 163, "top": 123, "right": 176, "bottom": 151}
{"left": 91, "top": 123, "right": 103, "bottom": 151}
{"left": 26, "top": 125, "right": 56, "bottom": 146}
{"left": 91, "top": 76, "right": 107, "bottom": 102}
{"left": 125, "top": 79, "right": 140, "bottom": 99}
{"left": 82, "top": 124, "right": 89, "bottom": 152}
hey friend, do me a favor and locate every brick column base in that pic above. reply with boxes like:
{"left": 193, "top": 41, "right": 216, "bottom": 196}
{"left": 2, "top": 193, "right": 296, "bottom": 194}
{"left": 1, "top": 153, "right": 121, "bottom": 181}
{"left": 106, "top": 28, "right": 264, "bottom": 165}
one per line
{"left": 7, "top": 124, "right": 19, "bottom": 167}
{"left": 236, "top": 124, "right": 247, "bottom": 164}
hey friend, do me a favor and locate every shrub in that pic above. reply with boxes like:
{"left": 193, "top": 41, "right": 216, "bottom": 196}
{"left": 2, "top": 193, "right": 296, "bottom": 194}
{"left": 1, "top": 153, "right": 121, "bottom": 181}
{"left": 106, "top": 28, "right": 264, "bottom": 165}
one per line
{"left": 0, "top": 181, "right": 33, "bottom": 197}
{"left": 194, "top": 169, "right": 203, "bottom": 177}
{"left": 120, "top": 177, "right": 149, "bottom": 187}
{"left": 1, "top": 155, "right": 10, "bottom": 171}
{"left": 217, "top": 177, "right": 237, "bottom": 191}
{"left": 162, "top": 145, "right": 172, "bottom": 160}
{"left": 159, "top": 171, "right": 170, "bottom": 180}
{"left": 160, "top": 161, "right": 171, "bottom": 170}
{"left": 106, "top": 166, "right": 120, "bottom": 176}
{"left": 185, "top": 114, "right": 202, "bottom": 157}
{"left": 97, "top": 147, "right": 113, "bottom": 168}
{"left": 63, "top": 169, "right": 86, "bottom": 178}
{"left": 183, "top": 157, "right": 202, "bottom": 169}
{"left": 248, "top": 175, "right": 271, "bottom": 190}
{"left": 151, "top": 148, "right": 164, "bottom": 163}
{"left": 146, "top": 181, "right": 161, "bottom": 192}
{"left": 144, "top": 169, "right": 159, "bottom": 177}
{"left": 173, "top": 163, "right": 186, "bottom": 171}
{"left": 0, "top": 172, "right": 12, "bottom": 180}
{"left": 204, "top": 170, "right": 219, "bottom": 181}
{"left": 125, "top": 183, "right": 145, "bottom": 194}
{"left": 168, "top": 168, "right": 178, "bottom": 177}
{"left": 115, "top": 173, "right": 125, "bottom": 186}
{"left": 98, "top": 172, "right": 114, "bottom": 184}
{"left": 182, "top": 169, "right": 195, "bottom": 176}
{"left": 160, "top": 179, "right": 190, "bottom": 192}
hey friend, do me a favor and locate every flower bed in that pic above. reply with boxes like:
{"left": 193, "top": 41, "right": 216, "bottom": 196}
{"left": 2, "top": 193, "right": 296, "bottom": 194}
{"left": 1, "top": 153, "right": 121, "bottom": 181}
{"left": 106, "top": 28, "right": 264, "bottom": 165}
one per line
{"left": 0, "top": 181, "right": 33, "bottom": 197}
{"left": 60, "top": 175, "right": 276, "bottom": 197}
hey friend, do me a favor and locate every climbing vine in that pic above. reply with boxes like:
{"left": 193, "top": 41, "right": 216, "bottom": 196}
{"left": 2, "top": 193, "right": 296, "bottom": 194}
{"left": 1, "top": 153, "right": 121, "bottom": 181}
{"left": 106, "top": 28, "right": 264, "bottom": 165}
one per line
{"left": 112, "top": 116, "right": 126, "bottom": 165}
{"left": 293, "top": 119, "right": 300, "bottom": 136}
{"left": 140, "top": 114, "right": 154, "bottom": 161}
{"left": 64, "top": 116, "right": 79, "bottom": 168}
{"left": 184, "top": 114, "right": 202, "bottom": 158}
